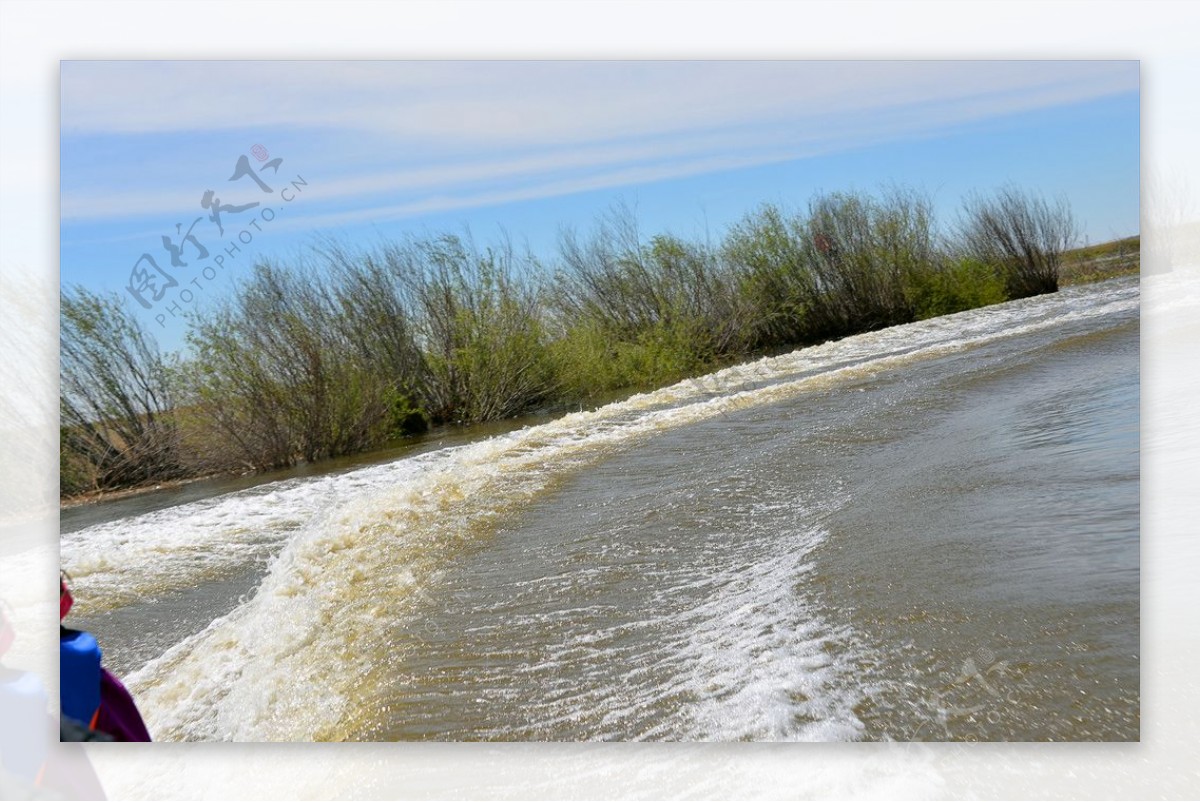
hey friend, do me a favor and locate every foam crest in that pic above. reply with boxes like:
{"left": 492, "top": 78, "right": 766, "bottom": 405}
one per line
{"left": 98, "top": 279, "right": 1135, "bottom": 739}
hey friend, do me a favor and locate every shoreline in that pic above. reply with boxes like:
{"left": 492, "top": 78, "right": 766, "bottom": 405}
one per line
{"left": 59, "top": 472, "right": 231, "bottom": 510}
{"left": 60, "top": 240, "right": 1140, "bottom": 512}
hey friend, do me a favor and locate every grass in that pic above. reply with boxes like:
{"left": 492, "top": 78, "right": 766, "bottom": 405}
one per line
{"left": 1059, "top": 235, "right": 1140, "bottom": 285}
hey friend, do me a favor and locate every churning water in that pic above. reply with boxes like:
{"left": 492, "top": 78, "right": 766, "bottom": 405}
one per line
{"left": 62, "top": 277, "right": 1139, "bottom": 741}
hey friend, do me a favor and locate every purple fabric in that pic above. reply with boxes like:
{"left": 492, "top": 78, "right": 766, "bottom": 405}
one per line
{"left": 95, "top": 668, "right": 152, "bottom": 742}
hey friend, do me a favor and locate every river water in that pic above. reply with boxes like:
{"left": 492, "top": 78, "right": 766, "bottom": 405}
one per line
{"left": 61, "top": 277, "right": 1139, "bottom": 742}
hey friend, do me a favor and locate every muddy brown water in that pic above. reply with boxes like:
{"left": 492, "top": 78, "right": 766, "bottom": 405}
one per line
{"left": 62, "top": 277, "right": 1138, "bottom": 741}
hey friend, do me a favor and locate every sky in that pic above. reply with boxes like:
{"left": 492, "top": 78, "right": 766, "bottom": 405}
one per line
{"left": 59, "top": 60, "right": 1141, "bottom": 353}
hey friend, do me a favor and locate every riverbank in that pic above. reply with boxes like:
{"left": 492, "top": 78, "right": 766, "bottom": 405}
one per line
{"left": 1060, "top": 235, "right": 1140, "bottom": 285}
{"left": 60, "top": 226, "right": 1137, "bottom": 513}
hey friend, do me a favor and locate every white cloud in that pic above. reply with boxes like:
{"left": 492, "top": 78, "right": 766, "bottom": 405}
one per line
{"left": 61, "top": 60, "right": 1136, "bottom": 143}
{"left": 63, "top": 127, "right": 801, "bottom": 220}
{"left": 58, "top": 61, "right": 1138, "bottom": 227}
{"left": 271, "top": 150, "right": 817, "bottom": 233}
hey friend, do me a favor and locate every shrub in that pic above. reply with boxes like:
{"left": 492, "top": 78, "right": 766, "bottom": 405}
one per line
{"left": 60, "top": 286, "right": 185, "bottom": 489}
{"left": 905, "top": 257, "right": 1008, "bottom": 319}
{"left": 722, "top": 203, "right": 813, "bottom": 350}
{"left": 401, "top": 234, "right": 554, "bottom": 424}
{"left": 184, "top": 260, "right": 402, "bottom": 469}
{"left": 549, "top": 205, "right": 748, "bottom": 399}
{"left": 958, "top": 186, "right": 1078, "bottom": 298}
{"left": 724, "top": 188, "right": 938, "bottom": 346}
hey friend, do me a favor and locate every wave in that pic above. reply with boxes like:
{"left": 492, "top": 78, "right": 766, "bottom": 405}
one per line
{"left": 67, "top": 278, "right": 1137, "bottom": 740}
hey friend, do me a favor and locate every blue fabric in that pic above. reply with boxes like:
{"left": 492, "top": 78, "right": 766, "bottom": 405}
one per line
{"left": 60, "top": 628, "right": 102, "bottom": 726}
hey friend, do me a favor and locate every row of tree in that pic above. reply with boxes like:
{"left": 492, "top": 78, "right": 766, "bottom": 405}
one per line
{"left": 61, "top": 185, "right": 1078, "bottom": 496}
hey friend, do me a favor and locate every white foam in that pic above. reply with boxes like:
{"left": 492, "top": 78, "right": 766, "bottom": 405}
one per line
{"left": 76, "top": 278, "right": 1137, "bottom": 740}
{"left": 60, "top": 446, "right": 465, "bottom": 611}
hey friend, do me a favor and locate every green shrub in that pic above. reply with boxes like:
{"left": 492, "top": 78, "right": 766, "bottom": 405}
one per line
{"left": 185, "top": 261, "right": 403, "bottom": 468}
{"left": 385, "top": 390, "right": 430, "bottom": 438}
{"left": 906, "top": 258, "right": 1008, "bottom": 319}
{"left": 958, "top": 187, "right": 1077, "bottom": 298}
{"left": 59, "top": 427, "right": 98, "bottom": 496}
{"left": 61, "top": 184, "right": 1082, "bottom": 496}
{"left": 723, "top": 203, "right": 813, "bottom": 349}
{"left": 549, "top": 316, "right": 716, "bottom": 402}
{"left": 60, "top": 286, "right": 185, "bottom": 489}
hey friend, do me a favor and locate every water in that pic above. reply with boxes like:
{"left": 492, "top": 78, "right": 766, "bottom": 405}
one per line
{"left": 61, "top": 277, "right": 1139, "bottom": 741}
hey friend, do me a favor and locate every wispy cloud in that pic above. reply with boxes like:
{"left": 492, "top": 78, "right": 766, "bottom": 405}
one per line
{"left": 59, "top": 59, "right": 1138, "bottom": 246}
{"left": 60, "top": 60, "right": 1137, "bottom": 227}
{"left": 61, "top": 61, "right": 1136, "bottom": 141}
{"left": 273, "top": 151, "right": 813, "bottom": 233}
{"left": 63, "top": 126, "right": 804, "bottom": 220}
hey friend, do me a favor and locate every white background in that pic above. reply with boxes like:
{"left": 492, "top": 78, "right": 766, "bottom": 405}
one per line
{"left": 1, "top": 1, "right": 1197, "bottom": 798}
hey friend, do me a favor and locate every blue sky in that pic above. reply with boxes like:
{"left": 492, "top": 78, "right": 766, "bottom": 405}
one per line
{"left": 60, "top": 60, "right": 1140, "bottom": 353}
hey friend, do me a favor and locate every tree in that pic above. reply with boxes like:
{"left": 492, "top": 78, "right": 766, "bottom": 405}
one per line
{"left": 59, "top": 286, "right": 183, "bottom": 490}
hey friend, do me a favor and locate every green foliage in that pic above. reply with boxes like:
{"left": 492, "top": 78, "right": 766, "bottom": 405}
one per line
{"left": 385, "top": 390, "right": 429, "bottom": 438}
{"left": 550, "top": 317, "right": 714, "bottom": 401}
{"left": 905, "top": 258, "right": 1008, "bottom": 319}
{"left": 60, "top": 286, "right": 184, "bottom": 490}
{"left": 723, "top": 204, "right": 813, "bottom": 348}
{"left": 184, "top": 260, "right": 403, "bottom": 469}
{"left": 958, "top": 186, "right": 1077, "bottom": 298}
{"left": 548, "top": 206, "right": 746, "bottom": 404}
{"left": 61, "top": 185, "right": 1084, "bottom": 496}
{"left": 405, "top": 234, "right": 554, "bottom": 424}
{"left": 722, "top": 189, "right": 938, "bottom": 346}
{"left": 60, "top": 426, "right": 98, "bottom": 496}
